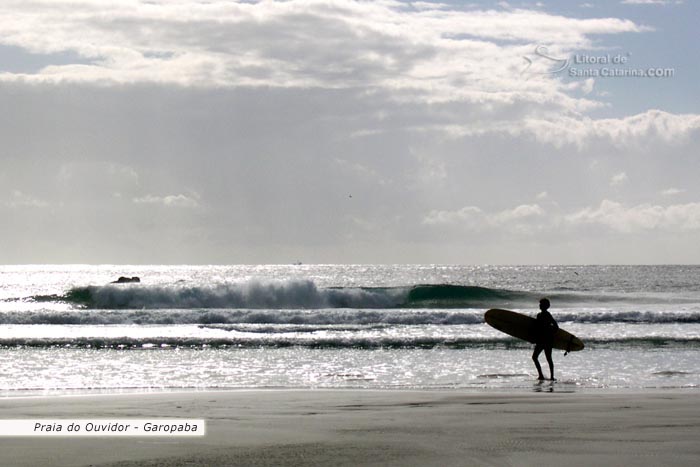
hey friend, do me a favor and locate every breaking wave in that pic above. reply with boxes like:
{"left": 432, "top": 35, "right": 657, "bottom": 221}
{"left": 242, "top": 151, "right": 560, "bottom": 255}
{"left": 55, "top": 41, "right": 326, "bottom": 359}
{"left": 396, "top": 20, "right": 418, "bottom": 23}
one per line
{"left": 11, "top": 278, "right": 700, "bottom": 317}
{"left": 2, "top": 308, "right": 700, "bottom": 326}
{"left": 31, "top": 280, "right": 549, "bottom": 310}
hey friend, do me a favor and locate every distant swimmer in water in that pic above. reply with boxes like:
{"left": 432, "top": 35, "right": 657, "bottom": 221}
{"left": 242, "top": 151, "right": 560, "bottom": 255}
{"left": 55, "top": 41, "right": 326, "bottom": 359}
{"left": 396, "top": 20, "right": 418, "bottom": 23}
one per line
{"left": 532, "top": 298, "right": 559, "bottom": 381}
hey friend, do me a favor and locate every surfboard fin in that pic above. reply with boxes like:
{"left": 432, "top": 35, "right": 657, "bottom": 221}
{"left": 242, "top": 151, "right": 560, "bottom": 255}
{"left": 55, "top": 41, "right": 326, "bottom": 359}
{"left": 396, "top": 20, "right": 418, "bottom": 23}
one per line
{"left": 564, "top": 335, "right": 574, "bottom": 355}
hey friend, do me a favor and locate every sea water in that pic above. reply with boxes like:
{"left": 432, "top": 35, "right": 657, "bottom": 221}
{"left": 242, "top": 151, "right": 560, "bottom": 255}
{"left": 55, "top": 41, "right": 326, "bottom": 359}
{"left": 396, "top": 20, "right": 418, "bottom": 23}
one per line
{"left": 1, "top": 264, "right": 699, "bottom": 395}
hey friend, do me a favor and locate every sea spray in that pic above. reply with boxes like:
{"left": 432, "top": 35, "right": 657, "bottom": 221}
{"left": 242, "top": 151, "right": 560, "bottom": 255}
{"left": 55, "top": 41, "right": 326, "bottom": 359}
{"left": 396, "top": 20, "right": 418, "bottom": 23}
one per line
{"left": 55, "top": 281, "right": 545, "bottom": 310}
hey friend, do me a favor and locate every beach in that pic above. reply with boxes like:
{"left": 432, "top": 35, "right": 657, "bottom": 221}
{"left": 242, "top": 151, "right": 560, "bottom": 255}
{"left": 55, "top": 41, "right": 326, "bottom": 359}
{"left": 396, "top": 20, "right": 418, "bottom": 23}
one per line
{"left": 1, "top": 389, "right": 699, "bottom": 466}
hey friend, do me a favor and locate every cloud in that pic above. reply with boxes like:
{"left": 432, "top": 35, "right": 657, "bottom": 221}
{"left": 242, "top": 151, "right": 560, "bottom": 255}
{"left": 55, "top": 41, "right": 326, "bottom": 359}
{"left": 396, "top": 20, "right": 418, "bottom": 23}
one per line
{"left": 519, "top": 110, "right": 700, "bottom": 148}
{"left": 0, "top": 0, "right": 645, "bottom": 109}
{"left": 566, "top": 200, "right": 700, "bottom": 232}
{"left": 411, "top": 2, "right": 450, "bottom": 11}
{"left": 1, "top": 0, "right": 683, "bottom": 152}
{"left": 423, "top": 206, "right": 485, "bottom": 228}
{"left": 133, "top": 193, "right": 200, "bottom": 208}
{"left": 430, "top": 108, "right": 700, "bottom": 150}
{"left": 661, "top": 188, "right": 685, "bottom": 196}
{"left": 610, "top": 172, "right": 629, "bottom": 186}
{"left": 423, "top": 203, "right": 546, "bottom": 233}
{"left": 493, "top": 204, "right": 546, "bottom": 224}
{"left": 621, "top": 0, "right": 679, "bottom": 5}
{"left": 0, "top": 2, "right": 697, "bottom": 264}
{"left": 2, "top": 190, "right": 48, "bottom": 209}
{"left": 427, "top": 199, "right": 700, "bottom": 236}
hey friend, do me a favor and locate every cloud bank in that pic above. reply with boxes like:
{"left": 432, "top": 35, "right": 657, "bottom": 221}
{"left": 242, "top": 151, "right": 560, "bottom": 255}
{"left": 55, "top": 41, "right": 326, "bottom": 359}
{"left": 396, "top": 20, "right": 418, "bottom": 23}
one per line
{"left": 2, "top": 0, "right": 696, "bottom": 143}
{"left": 1, "top": 1, "right": 698, "bottom": 263}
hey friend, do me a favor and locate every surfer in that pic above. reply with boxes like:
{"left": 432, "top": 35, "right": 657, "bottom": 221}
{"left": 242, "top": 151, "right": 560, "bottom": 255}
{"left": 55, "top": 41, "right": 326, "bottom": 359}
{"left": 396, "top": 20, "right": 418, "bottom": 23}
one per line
{"left": 532, "top": 298, "right": 558, "bottom": 381}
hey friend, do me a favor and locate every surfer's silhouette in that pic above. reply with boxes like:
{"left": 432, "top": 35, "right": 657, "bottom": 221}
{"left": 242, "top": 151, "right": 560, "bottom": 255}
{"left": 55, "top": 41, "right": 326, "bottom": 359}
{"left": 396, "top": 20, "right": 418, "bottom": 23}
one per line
{"left": 532, "top": 298, "right": 558, "bottom": 381}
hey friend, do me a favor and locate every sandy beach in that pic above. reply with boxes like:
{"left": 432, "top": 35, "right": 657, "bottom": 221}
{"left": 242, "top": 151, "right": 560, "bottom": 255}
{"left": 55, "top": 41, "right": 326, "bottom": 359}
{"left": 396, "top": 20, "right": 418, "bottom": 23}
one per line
{"left": 0, "top": 389, "right": 698, "bottom": 466}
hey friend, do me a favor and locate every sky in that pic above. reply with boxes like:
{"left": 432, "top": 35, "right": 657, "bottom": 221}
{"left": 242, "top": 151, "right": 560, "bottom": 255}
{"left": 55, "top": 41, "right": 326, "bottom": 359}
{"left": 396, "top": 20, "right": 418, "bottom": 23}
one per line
{"left": 1, "top": 0, "right": 699, "bottom": 265}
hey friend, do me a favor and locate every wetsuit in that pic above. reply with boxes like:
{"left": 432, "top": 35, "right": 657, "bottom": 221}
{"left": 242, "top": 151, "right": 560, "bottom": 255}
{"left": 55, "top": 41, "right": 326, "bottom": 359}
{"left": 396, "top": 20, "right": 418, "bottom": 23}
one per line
{"left": 535, "top": 310, "right": 559, "bottom": 348}
{"left": 532, "top": 309, "right": 559, "bottom": 380}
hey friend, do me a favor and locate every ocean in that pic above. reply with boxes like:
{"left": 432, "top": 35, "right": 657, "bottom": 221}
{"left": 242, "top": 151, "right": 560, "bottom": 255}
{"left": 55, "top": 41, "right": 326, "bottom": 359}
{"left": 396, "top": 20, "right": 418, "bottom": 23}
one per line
{"left": 1, "top": 264, "right": 699, "bottom": 394}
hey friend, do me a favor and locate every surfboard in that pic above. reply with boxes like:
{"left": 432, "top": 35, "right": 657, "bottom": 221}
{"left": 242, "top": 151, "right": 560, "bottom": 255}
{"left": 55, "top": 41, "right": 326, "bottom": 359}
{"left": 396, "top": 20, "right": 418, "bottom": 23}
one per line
{"left": 484, "top": 308, "right": 584, "bottom": 352}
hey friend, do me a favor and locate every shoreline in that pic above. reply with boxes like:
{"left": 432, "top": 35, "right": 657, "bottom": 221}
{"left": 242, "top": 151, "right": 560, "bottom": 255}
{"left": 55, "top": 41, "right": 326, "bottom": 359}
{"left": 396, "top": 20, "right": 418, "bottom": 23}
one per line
{"left": 1, "top": 380, "right": 699, "bottom": 399}
{"left": 1, "top": 389, "right": 699, "bottom": 466}
{"left": 1, "top": 384, "right": 699, "bottom": 399}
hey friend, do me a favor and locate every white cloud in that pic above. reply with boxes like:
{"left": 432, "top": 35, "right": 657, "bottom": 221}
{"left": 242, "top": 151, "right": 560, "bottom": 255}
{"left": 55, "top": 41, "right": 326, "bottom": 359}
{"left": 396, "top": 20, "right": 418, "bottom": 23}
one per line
{"left": 519, "top": 110, "right": 700, "bottom": 148}
{"left": 621, "top": 0, "right": 677, "bottom": 5}
{"left": 427, "top": 199, "right": 700, "bottom": 236}
{"left": 566, "top": 200, "right": 700, "bottom": 232}
{"left": 0, "top": 0, "right": 645, "bottom": 109}
{"left": 133, "top": 193, "right": 200, "bottom": 208}
{"left": 580, "top": 78, "right": 595, "bottom": 94}
{"left": 434, "top": 109, "right": 700, "bottom": 149}
{"left": 411, "top": 2, "right": 449, "bottom": 11}
{"left": 661, "top": 188, "right": 685, "bottom": 196}
{"left": 424, "top": 203, "right": 545, "bottom": 232}
{"left": 1, "top": 0, "right": 684, "bottom": 153}
{"left": 493, "top": 204, "right": 546, "bottom": 224}
{"left": 423, "top": 206, "right": 485, "bottom": 229}
{"left": 2, "top": 190, "right": 48, "bottom": 208}
{"left": 610, "top": 172, "right": 628, "bottom": 186}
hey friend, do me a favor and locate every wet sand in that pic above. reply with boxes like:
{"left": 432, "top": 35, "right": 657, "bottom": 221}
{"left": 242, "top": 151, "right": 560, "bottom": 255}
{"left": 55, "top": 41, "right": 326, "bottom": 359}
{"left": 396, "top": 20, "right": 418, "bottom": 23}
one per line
{"left": 1, "top": 389, "right": 699, "bottom": 466}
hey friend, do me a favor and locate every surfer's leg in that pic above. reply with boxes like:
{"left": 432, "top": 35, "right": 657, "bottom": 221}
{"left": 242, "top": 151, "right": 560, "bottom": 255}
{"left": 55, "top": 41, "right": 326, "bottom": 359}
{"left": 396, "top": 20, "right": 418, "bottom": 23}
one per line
{"left": 532, "top": 345, "right": 545, "bottom": 380}
{"left": 544, "top": 346, "right": 555, "bottom": 380}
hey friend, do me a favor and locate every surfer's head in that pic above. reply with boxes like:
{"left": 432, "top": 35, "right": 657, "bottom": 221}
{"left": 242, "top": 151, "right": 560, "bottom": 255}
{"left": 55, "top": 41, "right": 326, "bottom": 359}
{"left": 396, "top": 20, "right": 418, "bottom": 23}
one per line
{"left": 539, "top": 298, "right": 550, "bottom": 311}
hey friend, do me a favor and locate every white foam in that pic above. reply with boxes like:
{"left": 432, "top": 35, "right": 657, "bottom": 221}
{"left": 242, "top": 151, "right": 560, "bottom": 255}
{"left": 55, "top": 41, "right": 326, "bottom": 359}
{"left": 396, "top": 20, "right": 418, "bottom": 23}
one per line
{"left": 67, "top": 280, "right": 406, "bottom": 310}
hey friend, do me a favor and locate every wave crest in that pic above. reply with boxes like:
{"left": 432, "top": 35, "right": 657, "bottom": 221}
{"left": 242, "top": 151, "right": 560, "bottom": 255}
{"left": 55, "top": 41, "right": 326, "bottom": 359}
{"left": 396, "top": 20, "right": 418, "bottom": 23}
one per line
{"left": 62, "top": 280, "right": 405, "bottom": 310}
{"left": 55, "top": 281, "right": 537, "bottom": 310}
{"left": 19, "top": 279, "right": 698, "bottom": 311}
